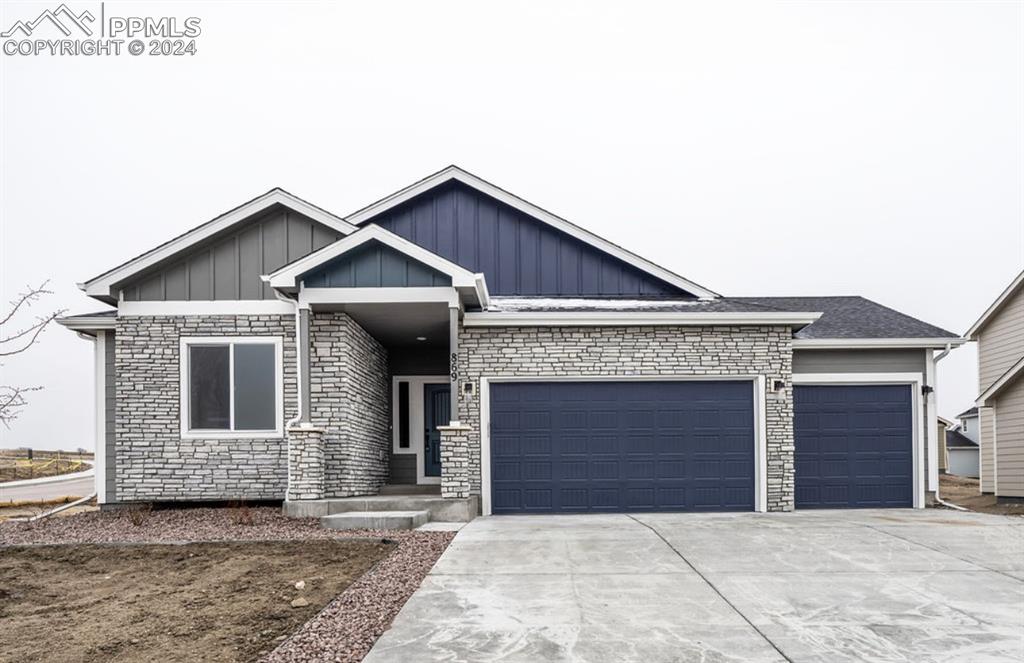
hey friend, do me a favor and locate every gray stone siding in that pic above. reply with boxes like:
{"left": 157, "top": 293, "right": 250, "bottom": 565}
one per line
{"left": 439, "top": 425, "right": 473, "bottom": 499}
{"left": 114, "top": 315, "right": 296, "bottom": 502}
{"left": 308, "top": 312, "right": 390, "bottom": 497}
{"left": 456, "top": 325, "right": 796, "bottom": 511}
{"left": 287, "top": 427, "right": 325, "bottom": 500}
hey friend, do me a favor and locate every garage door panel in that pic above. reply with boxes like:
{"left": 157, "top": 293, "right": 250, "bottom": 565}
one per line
{"left": 490, "top": 380, "right": 755, "bottom": 514}
{"left": 795, "top": 384, "right": 913, "bottom": 509}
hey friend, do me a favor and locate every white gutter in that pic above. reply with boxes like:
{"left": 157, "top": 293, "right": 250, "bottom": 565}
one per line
{"left": 793, "top": 337, "right": 968, "bottom": 349}
{"left": 463, "top": 311, "right": 823, "bottom": 327}
{"left": 930, "top": 343, "right": 967, "bottom": 511}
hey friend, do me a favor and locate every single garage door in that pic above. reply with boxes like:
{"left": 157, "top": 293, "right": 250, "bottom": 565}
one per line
{"left": 794, "top": 384, "right": 914, "bottom": 509}
{"left": 489, "top": 381, "right": 755, "bottom": 514}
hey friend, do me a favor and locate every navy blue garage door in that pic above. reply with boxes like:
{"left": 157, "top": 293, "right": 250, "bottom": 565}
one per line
{"left": 489, "top": 381, "right": 755, "bottom": 514}
{"left": 794, "top": 385, "right": 914, "bottom": 509}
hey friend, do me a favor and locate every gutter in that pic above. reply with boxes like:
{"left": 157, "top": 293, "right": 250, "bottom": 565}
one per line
{"left": 931, "top": 343, "right": 968, "bottom": 511}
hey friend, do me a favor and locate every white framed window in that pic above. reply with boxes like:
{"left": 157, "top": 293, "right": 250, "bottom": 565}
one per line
{"left": 179, "top": 336, "right": 283, "bottom": 439}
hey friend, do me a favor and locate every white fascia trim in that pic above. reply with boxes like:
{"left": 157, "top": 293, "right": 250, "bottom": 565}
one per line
{"left": 464, "top": 311, "right": 822, "bottom": 327}
{"left": 119, "top": 301, "right": 295, "bottom": 316}
{"left": 57, "top": 316, "right": 116, "bottom": 332}
{"left": 792, "top": 338, "right": 966, "bottom": 349}
{"left": 976, "top": 355, "right": 1024, "bottom": 406}
{"left": 81, "top": 189, "right": 357, "bottom": 300}
{"left": 479, "top": 374, "right": 768, "bottom": 516}
{"left": 344, "top": 166, "right": 721, "bottom": 300}
{"left": 299, "top": 287, "right": 460, "bottom": 308}
{"left": 792, "top": 372, "right": 925, "bottom": 509}
{"left": 966, "top": 269, "right": 1024, "bottom": 339}
{"left": 265, "top": 224, "right": 480, "bottom": 290}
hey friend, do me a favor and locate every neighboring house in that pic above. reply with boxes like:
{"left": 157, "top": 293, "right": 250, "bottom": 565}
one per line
{"left": 957, "top": 406, "right": 980, "bottom": 442}
{"left": 58, "top": 166, "right": 964, "bottom": 516}
{"left": 945, "top": 427, "right": 980, "bottom": 478}
{"left": 967, "top": 269, "right": 1024, "bottom": 500}
{"left": 937, "top": 415, "right": 955, "bottom": 473}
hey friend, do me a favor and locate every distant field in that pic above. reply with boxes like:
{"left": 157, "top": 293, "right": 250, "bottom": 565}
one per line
{"left": 0, "top": 450, "right": 93, "bottom": 483}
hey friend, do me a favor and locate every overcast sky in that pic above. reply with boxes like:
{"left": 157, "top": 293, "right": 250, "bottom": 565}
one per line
{"left": 1, "top": 0, "right": 1022, "bottom": 451}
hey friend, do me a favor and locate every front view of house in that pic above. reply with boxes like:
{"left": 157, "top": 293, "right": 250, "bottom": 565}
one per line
{"left": 60, "top": 167, "right": 963, "bottom": 517}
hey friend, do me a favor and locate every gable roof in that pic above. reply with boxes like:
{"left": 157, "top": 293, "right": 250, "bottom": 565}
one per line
{"left": 265, "top": 224, "right": 489, "bottom": 306}
{"left": 966, "top": 268, "right": 1024, "bottom": 339}
{"left": 945, "top": 429, "right": 979, "bottom": 449}
{"left": 344, "top": 165, "right": 720, "bottom": 300}
{"left": 80, "top": 188, "right": 357, "bottom": 303}
{"left": 976, "top": 355, "right": 1024, "bottom": 406}
{"left": 957, "top": 406, "right": 978, "bottom": 419}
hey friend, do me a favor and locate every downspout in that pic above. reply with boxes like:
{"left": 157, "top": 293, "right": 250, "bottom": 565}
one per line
{"left": 931, "top": 343, "right": 967, "bottom": 511}
{"left": 272, "top": 289, "right": 305, "bottom": 429}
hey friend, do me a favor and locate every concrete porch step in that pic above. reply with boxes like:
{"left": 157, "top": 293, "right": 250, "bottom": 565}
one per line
{"left": 320, "top": 510, "right": 430, "bottom": 530}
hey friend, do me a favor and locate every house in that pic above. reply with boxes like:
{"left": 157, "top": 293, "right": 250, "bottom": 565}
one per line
{"left": 957, "top": 406, "right": 980, "bottom": 442}
{"left": 945, "top": 427, "right": 980, "bottom": 478}
{"left": 966, "top": 269, "right": 1024, "bottom": 500}
{"left": 937, "top": 415, "right": 954, "bottom": 473}
{"left": 57, "top": 166, "right": 964, "bottom": 518}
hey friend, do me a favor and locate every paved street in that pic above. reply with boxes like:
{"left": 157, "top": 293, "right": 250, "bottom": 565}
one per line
{"left": 367, "top": 509, "right": 1024, "bottom": 662}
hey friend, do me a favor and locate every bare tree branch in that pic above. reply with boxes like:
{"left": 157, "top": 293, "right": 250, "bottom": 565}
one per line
{"left": 0, "top": 281, "right": 64, "bottom": 425}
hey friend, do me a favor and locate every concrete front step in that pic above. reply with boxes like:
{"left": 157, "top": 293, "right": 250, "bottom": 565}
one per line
{"left": 285, "top": 494, "right": 479, "bottom": 522}
{"left": 320, "top": 510, "right": 430, "bottom": 530}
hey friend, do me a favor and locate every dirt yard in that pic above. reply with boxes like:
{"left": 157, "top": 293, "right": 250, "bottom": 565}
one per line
{"left": 940, "top": 474, "right": 1024, "bottom": 516}
{"left": 0, "top": 540, "right": 393, "bottom": 663}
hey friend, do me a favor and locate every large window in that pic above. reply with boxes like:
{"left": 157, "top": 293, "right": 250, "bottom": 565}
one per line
{"left": 180, "top": 337, "right": 283, "bottom": 438}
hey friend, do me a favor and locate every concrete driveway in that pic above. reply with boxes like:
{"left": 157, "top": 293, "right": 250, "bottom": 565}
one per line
{"left": 366, "top": 509, "right": 1024, "bottom": 662}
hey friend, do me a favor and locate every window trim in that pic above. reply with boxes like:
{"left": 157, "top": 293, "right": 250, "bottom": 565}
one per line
{"left": 179, "top": 336, "right": 284, "bottom": 439}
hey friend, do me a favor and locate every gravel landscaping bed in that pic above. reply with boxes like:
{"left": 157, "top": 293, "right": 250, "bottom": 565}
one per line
{"left": 0, "top": 507, "right": 455, "bottom": 662}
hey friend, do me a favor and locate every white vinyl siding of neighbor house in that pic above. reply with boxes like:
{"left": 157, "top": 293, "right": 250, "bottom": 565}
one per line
{"left": 994, "top": 378, "right": 1024, "bottom": 497}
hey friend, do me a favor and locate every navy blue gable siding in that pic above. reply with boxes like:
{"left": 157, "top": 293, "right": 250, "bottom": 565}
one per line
{"left": 366, "top": 182, "right": 692, "bottom": 297}
{"left": 303, "top": 241, "right": 451, "bottom": 288}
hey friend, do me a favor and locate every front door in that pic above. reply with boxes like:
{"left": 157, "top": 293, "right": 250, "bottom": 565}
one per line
{"left": 424, "top": 384, "right": 449, "bottom": 477}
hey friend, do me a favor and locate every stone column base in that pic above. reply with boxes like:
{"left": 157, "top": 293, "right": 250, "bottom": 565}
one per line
{"left": 287, "top": 426, "right": 326, "bottom": 500}
{"left": 438, "top": 423, "right": 473, "bottom": 499}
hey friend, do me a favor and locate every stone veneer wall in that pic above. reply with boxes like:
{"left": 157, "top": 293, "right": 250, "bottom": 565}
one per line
{"left": 456, "top": 325, "right": 796, "bottom": 511}
{"left": 115, "top": 315, "right": 296, "bottom": 502}
{"left": 308, "top": 312, "right": 390, "bottom": 497}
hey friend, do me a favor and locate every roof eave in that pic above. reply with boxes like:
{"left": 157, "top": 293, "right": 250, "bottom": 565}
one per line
{"left": 966, "top": 269, "right": 1024, "bottom": 339}
{"left": 792, "top": 337, "right": 966, "bottom": 350}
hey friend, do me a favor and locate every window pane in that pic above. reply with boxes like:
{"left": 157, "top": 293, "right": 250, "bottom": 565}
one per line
{"left": 398, "top": 382, "right": 410, "bottom": 448}
{"left": 233, "top": 344, "right": 276, "bottom": 430}
{"left": 189, "top": 345, "right": 230, "bottom": 430}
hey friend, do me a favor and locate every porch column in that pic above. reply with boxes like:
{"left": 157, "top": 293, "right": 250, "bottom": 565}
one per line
{"left": 299, "top": 306, "right": 312, "bottom": 424}
{"left": 448, "top": 305, "right": 460, "bottom": 424}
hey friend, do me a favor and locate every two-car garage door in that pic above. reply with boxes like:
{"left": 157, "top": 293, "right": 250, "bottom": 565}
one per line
{"left": 489, "top": 381, "right": 755, "bottom": 514}
{"left": 487, "top": 380, "right": 916, "bottom": 514}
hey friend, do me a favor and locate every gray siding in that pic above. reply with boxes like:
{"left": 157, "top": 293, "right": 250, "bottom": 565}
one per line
{"left": 303, "top": 241, "right": 451, "bottom": 288}
{"left": 369, "top": 181, "right": 693, "bottom": 297}
{"left": 389, "top": 454, "right": 416, "bottom": 484}
{"left": 978, "top": 285, "right": 1024, "bottom": 392}
{"left": 104, "top": 331, "right": 116, "bottom": 502}
{"left": 792, "top": 349, "right": 926, "bottom": 375}
{"left": 995, "top": 377, "right": 1024, "bottom": 497}
{"left": 121, "top": 206, "right": 343, "bottom": 302}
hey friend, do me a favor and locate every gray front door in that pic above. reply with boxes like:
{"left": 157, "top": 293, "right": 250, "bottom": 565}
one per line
{"left": 424, "top": 384, "right": 449, "bottom": 477}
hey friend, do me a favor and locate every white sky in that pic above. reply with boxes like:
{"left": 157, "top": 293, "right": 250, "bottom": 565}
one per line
{"left": 1, "top": 0, "right": 1022, "bottom": 451}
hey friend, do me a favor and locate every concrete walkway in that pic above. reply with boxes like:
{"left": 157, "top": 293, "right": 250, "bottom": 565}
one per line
{"left": 0, "top": 471, "right": 94, "bottom": 503}
{"left": 366, "top": 509, "right": 1024, "bottom": 662}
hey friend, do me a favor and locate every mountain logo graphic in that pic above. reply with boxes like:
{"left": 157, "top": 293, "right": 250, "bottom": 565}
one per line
{"left": 2, "top": 4, "right": 95, "bottom": 38}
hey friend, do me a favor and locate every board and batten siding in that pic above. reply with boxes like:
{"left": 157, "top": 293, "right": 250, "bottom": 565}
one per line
{"left": 121, "top": 207, "right": 343, "bottom": 302}
{"left": 368, "top": 181, "right": 692, "bottom": 298}
{"left": 994, "top": 378, "right": 1024, "bottom": 497}
{"left": 303, "top": 241, "right": 451, "bottom": 288}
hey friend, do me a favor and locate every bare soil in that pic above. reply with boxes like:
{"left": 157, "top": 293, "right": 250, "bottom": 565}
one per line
{"left": 940, "top": 474, "right": 1024, "bottom": 517}
{"left": 0, "top": 540, "right": 394, "bottom": 663}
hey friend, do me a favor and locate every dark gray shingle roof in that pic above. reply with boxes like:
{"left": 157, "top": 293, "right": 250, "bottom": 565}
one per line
{"left": 487, "top": 295, "right": 959, "bottom": 340}
{"left": 945, "top": 429, "right": 978, "bottom": 448}
{"left": 956, "top": 406, "right": 979, "bottom": 419}
{"left": 734, "top": 297, "right": 959, "bottom": 340}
